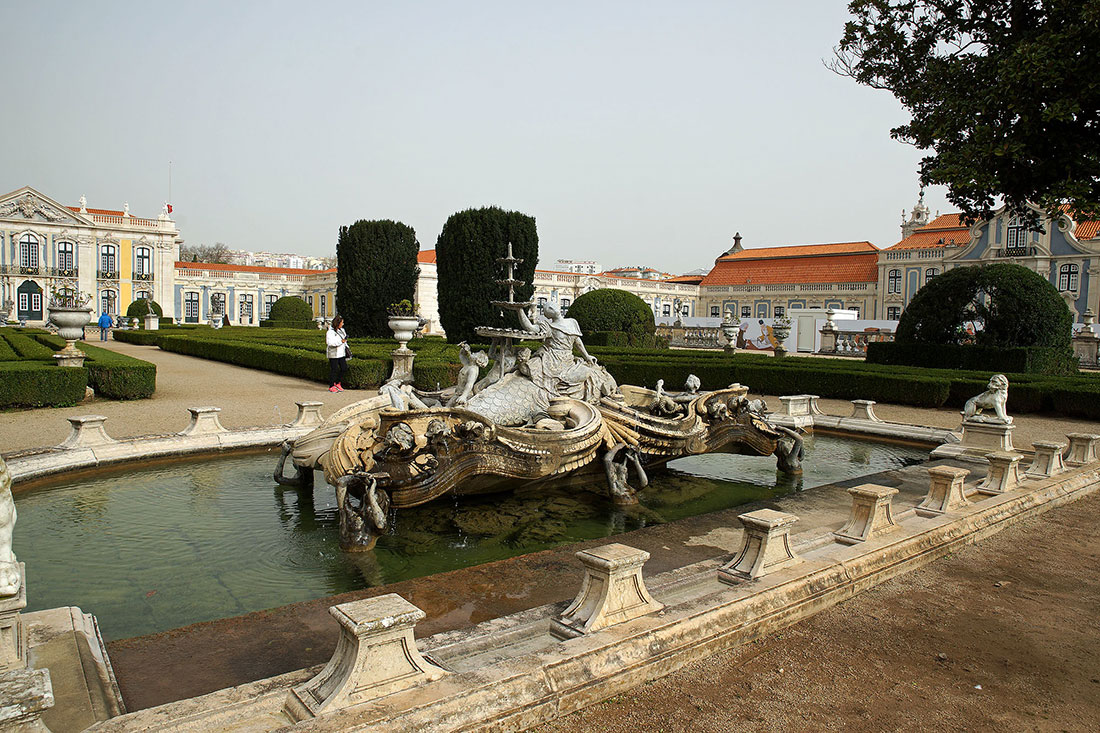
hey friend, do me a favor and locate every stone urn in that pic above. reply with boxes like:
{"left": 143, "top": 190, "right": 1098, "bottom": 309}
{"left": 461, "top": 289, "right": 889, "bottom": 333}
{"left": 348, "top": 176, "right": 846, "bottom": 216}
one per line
{"left": 771, "top": 323, "right": 791, "bottom": 357}
{"left": 47, "top": 306, "right": 92, "bottom": 367}
{"left": 387, "top": 316, "right": 420, "bottom": 352}
{"left": 720, "top": 318, "right": 738, "bottom": 352}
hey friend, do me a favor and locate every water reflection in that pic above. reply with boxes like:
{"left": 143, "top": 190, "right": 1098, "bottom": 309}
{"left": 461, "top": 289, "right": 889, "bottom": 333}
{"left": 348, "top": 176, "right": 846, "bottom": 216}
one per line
{"left": 13, "top": 435, "right": 925, "bottom": 641}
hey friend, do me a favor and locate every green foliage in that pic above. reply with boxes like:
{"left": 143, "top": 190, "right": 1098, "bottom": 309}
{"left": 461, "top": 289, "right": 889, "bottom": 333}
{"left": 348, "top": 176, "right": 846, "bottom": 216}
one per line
{"left": 896, "top": 264, "right": 1073, "bottom": 352}
{"left": 585, "top": 331, "right": 630, "bottom": 347}
{"left": 0, "top": 362, "right": 87, "bottom": 407}
{"left": 567, "top": 289, "right": 657, "bottom": 347}
{"left": 0, "top": 331, "right": 55, "bottom": 360}
{"left": 336, "top": 219, "right": 420, "bottom": 337}
{"left": 266, "top": 296, "right": 313, "bottom": 324}
{"left": 259, "top": 320, "right": 317, "bottom": 329}
{"left": 867, "top": 342, "right": 1078, "bottom": 375}
{"left": 126, "top": 299, "right": 163, "bottom": 319}
{"left": 833, "top": 0, "right": 1100, "bottom": 225}
{"left": 436, "top": 207, "right": 538, "bottom": 343}
{"left": 29, "top": 333, "right": 157, "bottom": 399}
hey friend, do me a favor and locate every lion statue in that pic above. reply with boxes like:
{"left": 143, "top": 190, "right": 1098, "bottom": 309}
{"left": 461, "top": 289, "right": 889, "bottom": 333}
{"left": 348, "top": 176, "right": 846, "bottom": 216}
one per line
{"left": 963, "top": 374, "right": 1012, "bottom": 424}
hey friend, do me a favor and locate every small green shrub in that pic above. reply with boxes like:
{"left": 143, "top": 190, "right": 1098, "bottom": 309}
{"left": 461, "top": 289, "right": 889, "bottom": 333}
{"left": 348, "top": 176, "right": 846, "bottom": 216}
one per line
{"left": 568, "top": 289, "right": 656, "bottom": 347}
{"left": 126, "top": 299, "right": 164, "bottom": 319}
{"left": 266, "top": 296, "right": 314, "bottom": 325}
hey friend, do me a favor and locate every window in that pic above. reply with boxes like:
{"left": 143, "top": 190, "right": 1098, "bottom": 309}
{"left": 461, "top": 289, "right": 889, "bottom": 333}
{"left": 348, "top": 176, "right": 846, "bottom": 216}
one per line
{"left": 851, "top": 306, "right": 860, "bottom": 318}
{"left": 185, "top": 292, "right": 200, "bottom": 323}
{"left": 57, "top": 241, "right": 75, "bottom": 271}
{"left": 32, "top": 292, "right": 41, "bottom": 312}
{"left": 887, "top": 306, "right": 901, "bottom": 320}
{"left": 710, "top": 306, "right": 720, "bottom": 317}
{"left": 774, "top": 306, "right": 785, "bottom": 318}
{"left": 211, "top": 293, "right": 226, "bottom": 316}
{"left": 239, "top": 294, "right": 253, "bottom": 324}
{"left": 320, "top": 294, "right": 327, "bottom": 316}
{"left": 741, "top": 305, "right": 751, "bottom": 318}
{"left": 135, "top": 246, "right": 152, "bottom": 276}
{"left": 307, "top": 295, "right": 314, "bottom": 309}
{"left": 135, "top": 290, "right": 150, "bottom": 300}
{"left": 100, "top": 289, "right": 117, "bottom": 315}
{"left": 887, "top": 269, "right": 901, "bottom": 294}
{"left": 925, "top": 268, "right": 937, "bottom": 280}
{"left": 1006, "top": 216, "right": 1026, "bottom": 250}
{"left": 662, "top": 304, "right": 671, "bottom": 316}
{"left": 264, "top": 294, "right": 277, "bottom": 318}
{"left": 560, "top": 298, "right": 570, "bottom": 314}
{"left": 19, "top": 234, "right": 38, "bottom": 268}
{"left": 18, "top": 293, "right": 27, "bottom": 312}
{"left": 100, "top": 244, "right": 117, "bottom": 275}
{"left": 1059, "top": 263, "right": 1080, "bottom": 292}
{"left": 537, "top": 296, "right": 547, "bottom": 313}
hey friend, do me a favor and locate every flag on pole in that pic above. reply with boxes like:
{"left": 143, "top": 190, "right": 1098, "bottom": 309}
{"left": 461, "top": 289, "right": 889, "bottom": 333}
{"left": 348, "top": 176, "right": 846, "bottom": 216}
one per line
{"left": 166, "top": 203, "right": 173, "bottom": 214}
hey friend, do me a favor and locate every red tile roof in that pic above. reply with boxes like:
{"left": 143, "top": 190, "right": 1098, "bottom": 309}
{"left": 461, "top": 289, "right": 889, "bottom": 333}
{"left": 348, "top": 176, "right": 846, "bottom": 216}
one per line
{"left": 888, "top": 214, "right": 970, "bottom": 250}
{"left": 1076, "top": 220, "right": 1100, "bottom": 240}
{"left": 175, "top": 261, "right": 335, "bottom": 275}
{"left": 417, "top": 249, "right": 437, "bottom": 264}
{"left": 68, "top": 206, "right": 127, "bottom": 216}
{"left": 715, "top": 241, "right": 878, "bottom": 262}
{"left": 702, "top": 247, "right": 879, "bottom": 286}
{"left": 664, "top": 274, "right": 705, "bottom": 284}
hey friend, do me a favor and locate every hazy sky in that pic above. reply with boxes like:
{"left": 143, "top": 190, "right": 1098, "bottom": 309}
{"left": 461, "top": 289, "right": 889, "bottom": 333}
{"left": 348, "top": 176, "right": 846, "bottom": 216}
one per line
{"left": 5, "top": 1, "right": 956, "bottom": 273}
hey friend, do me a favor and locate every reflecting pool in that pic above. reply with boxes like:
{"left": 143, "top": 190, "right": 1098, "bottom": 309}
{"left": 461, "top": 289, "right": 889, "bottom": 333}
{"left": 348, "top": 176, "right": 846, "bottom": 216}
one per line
{"left": 14, "top": 434, "right": 925, "bottom": 640}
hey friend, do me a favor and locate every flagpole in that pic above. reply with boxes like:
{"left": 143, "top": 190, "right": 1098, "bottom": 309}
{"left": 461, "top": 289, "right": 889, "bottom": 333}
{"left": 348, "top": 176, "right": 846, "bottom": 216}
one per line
{"left": 168, "top": 160, "right": 172, "bottom": 207}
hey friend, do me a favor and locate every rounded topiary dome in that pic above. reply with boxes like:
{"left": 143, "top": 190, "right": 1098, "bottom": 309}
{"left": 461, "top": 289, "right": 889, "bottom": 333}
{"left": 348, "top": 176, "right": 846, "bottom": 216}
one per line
{"left": 896, "top": 263, "right": 1072, "bottom": 349}
{"left": 267, "top": 296, "right": 313, "bottom": 323}
{"left": 566, "top": 289, "right": 655, "bottom": 339}
{"left": 126, "top": 299, "right": 163, "bottom": 319}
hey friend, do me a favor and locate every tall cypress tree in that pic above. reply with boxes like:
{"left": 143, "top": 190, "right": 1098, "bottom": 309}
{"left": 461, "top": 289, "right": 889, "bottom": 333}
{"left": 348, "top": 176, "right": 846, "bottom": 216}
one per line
{"left": 336, "top": 219, "right": 420, "bottom": 337}
{"left": 436, "top": 207, "right": 538, "bottom": 343}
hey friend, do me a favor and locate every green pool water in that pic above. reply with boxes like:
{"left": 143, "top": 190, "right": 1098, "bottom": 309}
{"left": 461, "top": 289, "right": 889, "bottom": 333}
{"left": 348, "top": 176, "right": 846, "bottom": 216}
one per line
{"left": 14, "top": 435, "right": 925, "bottom": 641}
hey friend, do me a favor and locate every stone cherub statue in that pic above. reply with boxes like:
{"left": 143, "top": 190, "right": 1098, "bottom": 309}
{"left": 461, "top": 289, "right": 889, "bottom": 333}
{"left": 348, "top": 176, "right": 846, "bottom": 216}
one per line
{"left": 963, "top": 374, "right": 1012, "bottom": 424}
{"left": 448, "top": 342, "right": 489, "bottom": 407}
{"left": 0, "top": 456, "right": 20, "bottom": 596}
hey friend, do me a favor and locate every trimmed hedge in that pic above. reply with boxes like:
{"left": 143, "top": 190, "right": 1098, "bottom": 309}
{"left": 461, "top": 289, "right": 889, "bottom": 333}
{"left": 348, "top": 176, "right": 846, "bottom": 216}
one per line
{"left": 126, "top": 299, "right": 164, "bottom": 319}
{"left": 1, "top": 331, "right": 56, "bottom": 360}
{"left": 0, "top": 362, "right": 87, "bottom": 407}
{"left": 266, "top": 296, "right": 313, "bottom": 325}
{"left": 867, "top": 341, "right": 1077, "bottom": 376}
{"left": 29, "top": 332, "right": 157, "bottom": 399}
{"left": 568, "top": 289, "right": 657, "bottom": 348}
{"left": 260, "top": 319, "right": 318, "bottom": 329}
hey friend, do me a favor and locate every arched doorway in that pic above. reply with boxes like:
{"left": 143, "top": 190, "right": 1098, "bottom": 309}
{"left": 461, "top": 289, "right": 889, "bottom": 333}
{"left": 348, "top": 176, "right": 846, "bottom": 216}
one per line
{"left": 17, "top": 280, "right": 43, "bottom": 321}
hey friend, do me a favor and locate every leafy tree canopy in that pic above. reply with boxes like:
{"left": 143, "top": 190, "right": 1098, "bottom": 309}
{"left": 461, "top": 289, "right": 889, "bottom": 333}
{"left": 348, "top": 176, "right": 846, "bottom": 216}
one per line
{"left": 567, "top": 289, "right": 656, "bottom": 339}
{"left": 336, "top": 219, "right": 420, "bottom": 337}
{"left": 895, "top": 263, "right": 1072, "bottom": 348}
{"left": 832, "top": 0, "right": 1100, "bottom": 228}
{"left": 436, "top": 207, "right": 538, "bottom": 343}
{"left": 266, "top": 295, "right": 313, "bottom": 324}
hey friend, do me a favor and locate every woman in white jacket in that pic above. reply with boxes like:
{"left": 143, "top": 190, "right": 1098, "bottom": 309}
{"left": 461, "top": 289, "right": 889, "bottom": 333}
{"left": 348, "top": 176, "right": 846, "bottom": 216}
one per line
{"left": 326, "top": 316, "right": 349, "bottom": 392}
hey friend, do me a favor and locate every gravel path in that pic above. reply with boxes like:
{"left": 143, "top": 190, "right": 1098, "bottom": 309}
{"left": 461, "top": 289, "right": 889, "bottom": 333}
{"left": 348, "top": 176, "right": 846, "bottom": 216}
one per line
{"left": 0, "top": 340, "right": 373, "bottom": 455}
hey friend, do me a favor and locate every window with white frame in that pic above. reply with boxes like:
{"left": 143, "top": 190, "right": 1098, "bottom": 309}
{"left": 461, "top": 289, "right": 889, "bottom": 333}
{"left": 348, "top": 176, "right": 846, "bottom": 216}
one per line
{"left": 741, "top": 305, "right": 751, "bottom": 318}
{"left": 925, "top": 268, "right": 937, "bottom": 280}
{"left": 100, "top": 289, "right": 117, "bottom": 315}
{"left": 307, "top": 295, "right": 314, "bottom": 309}
{"left": 1059, "top": 263, "right": 1080, "bottom": 292}
{"left": 887, "top": 306, "right": 901, "bottom": 320}
{"left": 240, "top": 294, "right": 253, "bottom": 323}
{"left": 774, "top": 306, "right": 785, "bottom": 318}
{"left": 185, "top": 292, "right": 199, "bottom": 322}
{"left": 320, "top": 294, "right": 327, "bottom": 316}
{"left": 19, "top": 234, "right": 39, "bottom": 268}
{"left": 560, "top": 298, "right": 570, "bottom": 314}
{"left": 710, "top": 305, "right": 720, "bottom": 317}
{"left": 211, "top": 292, "right": 226, "bottom": 316}
{"left": 537, "top": 296, "right": 547, "bottom": 313}
{"left": 100, "top": 244, "right": 117, "bottom": 275}
{"left": 57, "top": 241, "right": 75, "bottom": 271}
{"left": 263, "top": 294, "right": 277, "bottom": 318}
{"left": 888, "top": 269, "right": 901, "bottom": 293}
{"left": 135, "top": 290, "right": 150, "bottom": 300}
{"left": 135, "top": 246, "right": 152, "bottom": 276}
{"left": 662, "top": 304, "right": 671, "bottom": 316}
{"left": 18, "top": 293, "right": 27, "bottom": 312}
{"left": 1006, "top": 216, "right": 1027, "bottom": 250}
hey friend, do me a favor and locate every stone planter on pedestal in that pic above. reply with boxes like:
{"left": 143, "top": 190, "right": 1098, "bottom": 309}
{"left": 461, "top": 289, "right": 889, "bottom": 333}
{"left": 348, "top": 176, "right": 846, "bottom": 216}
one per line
{"left": 46, "top": 306, "right": 92, "bottom": 367}
{"left": 720, "top": 318, "right": 738, "bottom": 353}
{"left": 388, "top": 316, "right": 421, "bottom": 381}
{"left": 772, "top": 324, "right": 791, "bottom": 357}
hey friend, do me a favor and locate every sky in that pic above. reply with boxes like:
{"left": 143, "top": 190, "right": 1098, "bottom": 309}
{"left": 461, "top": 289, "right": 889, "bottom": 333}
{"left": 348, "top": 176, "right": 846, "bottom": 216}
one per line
{"left": 4, "top": 1, "right": 957, "bottom": 274}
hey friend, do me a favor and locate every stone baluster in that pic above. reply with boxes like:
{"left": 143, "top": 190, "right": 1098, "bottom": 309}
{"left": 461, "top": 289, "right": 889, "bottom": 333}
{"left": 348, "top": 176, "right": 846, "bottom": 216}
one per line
{"left": 290, "top": 401, "right": 324, "bottom": 428}
{"left": 976, "top": 451, "right": 1023, "bottom": 495}
{"left": 850, "top": 400, "right": 882, "bottom": 422}
{"left": 1026, "top": 441, "right": 1067, "bottom": 479}
{"left": 1064, "top": 433, "right": 1100, "bottom": 467}
{"left": 56, "top": 415, "right": 117, "bottom": 450}
{"left": 916, "top": 466, "right": 971, "bottom": 517}
{"left": 718, "top": 509, "right": 801, "bottom": 583}
{"left": 283, "top": 594, "right": 448, "bottom": 721}
{"left": 179, "top": 406, "right": 227, "bottom": 436}
{"left": 550, "top": 543, "right": 663, "bottom": 639}
{"left": 833, "top": 485, "right": 899, "bottom": 545}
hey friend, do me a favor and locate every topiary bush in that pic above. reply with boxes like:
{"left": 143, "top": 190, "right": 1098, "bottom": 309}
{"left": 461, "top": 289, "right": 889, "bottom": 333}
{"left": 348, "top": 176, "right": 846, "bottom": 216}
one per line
{"left": 337, "top": 219, "right": 420, "bottom": 338}
{"left": 896, "top": 264, "right": 1072, "bottom": 349}
{"left": 265, "top": 296, "right": 313, "bottom": 325}
{"left": 126, "top": 299, "right": 163, "bottom": 319}
{"left": 567, "top": 289, "right": 656, "bottom": 347}
{"left": 436, "top": 207, "right": 538, "bottom": 343}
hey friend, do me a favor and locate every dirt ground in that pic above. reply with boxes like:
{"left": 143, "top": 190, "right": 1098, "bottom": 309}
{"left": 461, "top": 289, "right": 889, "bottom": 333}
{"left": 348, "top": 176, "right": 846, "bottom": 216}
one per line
{"left": 533, "top": 492, "right": 1100, "bottom": 733}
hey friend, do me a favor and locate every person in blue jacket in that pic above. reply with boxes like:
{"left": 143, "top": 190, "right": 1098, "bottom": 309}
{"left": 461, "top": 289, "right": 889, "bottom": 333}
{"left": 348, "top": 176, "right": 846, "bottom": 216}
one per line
{"left": 97, "top": 311, "right": 113, "bottom": 341}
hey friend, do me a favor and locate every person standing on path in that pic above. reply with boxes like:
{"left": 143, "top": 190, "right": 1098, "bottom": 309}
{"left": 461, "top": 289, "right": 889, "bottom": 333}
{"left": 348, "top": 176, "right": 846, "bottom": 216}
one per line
{"left": 97, "top": 311, "right": 113, "bottom": 341}
{"left": 326, "top": 315, "right": 349, "bottom": 392}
